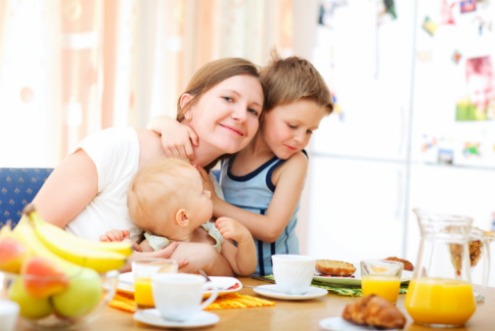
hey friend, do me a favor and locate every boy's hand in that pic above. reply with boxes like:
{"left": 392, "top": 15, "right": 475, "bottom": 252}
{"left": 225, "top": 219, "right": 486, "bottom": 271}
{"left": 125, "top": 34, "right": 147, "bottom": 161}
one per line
{"left": 147, "top": 115, "right": 199, "bottom": 162}
{"left": 215, "top": 217, "right": 251, "bottom": 243}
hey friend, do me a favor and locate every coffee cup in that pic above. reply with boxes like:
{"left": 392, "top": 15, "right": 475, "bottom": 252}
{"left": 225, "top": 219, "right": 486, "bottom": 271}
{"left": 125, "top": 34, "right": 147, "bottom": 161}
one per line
{"left": 0, "top": 299, "right": 19, "bottom": 331}
{"left": 132, "top": 258, "right": 178, "bottom": 309}
{"left": 151, "top": 273, "right": 218, "bottom": 322}
{"left": 272, "top": 254, "right": 316, "bottom": 295}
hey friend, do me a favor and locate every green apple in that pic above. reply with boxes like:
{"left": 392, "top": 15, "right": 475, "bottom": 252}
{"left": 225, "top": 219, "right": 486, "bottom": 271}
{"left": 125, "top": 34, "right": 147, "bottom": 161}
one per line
{"left": 7, "top": 277, "right": 53, "bottom": 319}
{"left": 51, "top": 267, "right": 102, "bottom": 318}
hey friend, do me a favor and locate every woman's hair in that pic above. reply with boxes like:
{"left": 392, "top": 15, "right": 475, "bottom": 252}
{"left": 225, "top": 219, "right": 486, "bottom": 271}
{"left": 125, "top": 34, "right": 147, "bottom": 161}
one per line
{"left": 127, "top": 158, "right": 196, "bottom": 233}
{"left": 260, "top": 51, "right": 334, "bottom": 115}
{"left": 176, "top": 57, "right": 265, "bottom": 121}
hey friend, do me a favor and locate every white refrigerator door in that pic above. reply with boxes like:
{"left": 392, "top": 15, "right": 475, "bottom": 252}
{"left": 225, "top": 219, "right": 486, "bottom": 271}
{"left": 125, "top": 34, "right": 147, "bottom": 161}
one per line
{"left": 407, "top": 164, "right": 495, "bottom": 286}
{"left": 306, "top": 156, "right": 406, "bottom": 263}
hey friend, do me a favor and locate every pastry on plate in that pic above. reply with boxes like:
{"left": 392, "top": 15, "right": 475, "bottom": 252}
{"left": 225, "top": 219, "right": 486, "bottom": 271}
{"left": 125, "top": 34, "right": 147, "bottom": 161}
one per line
{"left": 384, "top": 256, "right": 414, "bottom": 271}
{"left": 315, "top": 259, "right": 356, "bottom": 277}
{"left": 342, "top": 294, "right": 406, "bottom": 330}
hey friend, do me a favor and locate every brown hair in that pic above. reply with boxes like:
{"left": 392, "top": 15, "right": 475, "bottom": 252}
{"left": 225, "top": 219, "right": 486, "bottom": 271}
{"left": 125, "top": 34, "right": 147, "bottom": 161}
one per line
{"left": 127, "top": 158, "right": 197, "bottom": 233}
{"left": 260, "top": 52, "right": 333, "bottom": 115}
{"left": 176, "top": 57, "right": 266, "bottom": 121}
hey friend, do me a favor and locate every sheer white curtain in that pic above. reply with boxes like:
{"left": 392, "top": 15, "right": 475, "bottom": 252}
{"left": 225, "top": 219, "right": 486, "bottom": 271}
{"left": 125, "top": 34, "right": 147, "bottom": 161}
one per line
{"left": 0, "top": 0, "right": 296, "bottom": 167}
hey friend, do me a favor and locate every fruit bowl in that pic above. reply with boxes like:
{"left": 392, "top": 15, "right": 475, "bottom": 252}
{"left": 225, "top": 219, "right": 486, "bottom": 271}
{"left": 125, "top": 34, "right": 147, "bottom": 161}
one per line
{"left": 0, "top": 269, "right": 119, "bottom": 330}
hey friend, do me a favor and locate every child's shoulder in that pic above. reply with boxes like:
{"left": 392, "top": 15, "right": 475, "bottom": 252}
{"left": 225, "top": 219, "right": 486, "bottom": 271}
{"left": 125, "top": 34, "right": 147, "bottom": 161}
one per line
{"left": 278, "top": 151, "right": 309, "bottom": 173}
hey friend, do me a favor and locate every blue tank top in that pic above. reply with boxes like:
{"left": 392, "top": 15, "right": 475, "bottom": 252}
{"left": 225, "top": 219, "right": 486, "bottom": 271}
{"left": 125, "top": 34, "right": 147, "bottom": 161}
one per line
{"left": 220, "top": 154, "right": 304, "bottom": 276}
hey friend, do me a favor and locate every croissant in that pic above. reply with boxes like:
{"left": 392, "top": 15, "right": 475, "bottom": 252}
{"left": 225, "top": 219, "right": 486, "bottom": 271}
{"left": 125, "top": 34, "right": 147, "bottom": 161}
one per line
{"left": 342, "top": 295, "right": 406, "bottom": 329}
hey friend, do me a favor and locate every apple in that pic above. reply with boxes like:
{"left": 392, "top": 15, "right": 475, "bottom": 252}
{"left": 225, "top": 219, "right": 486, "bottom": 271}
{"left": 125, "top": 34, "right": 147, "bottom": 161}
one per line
{"left": 21, "top": 256, "right": 69, "bottom": 298}
{"left": 52, "top": 267, "right": 102, "bottom": 318}
{"left": 7, "top": 277, "right": 53, "bottom": 319}
{"left": 0, "top": 236, "right": 30, "bottom": 273}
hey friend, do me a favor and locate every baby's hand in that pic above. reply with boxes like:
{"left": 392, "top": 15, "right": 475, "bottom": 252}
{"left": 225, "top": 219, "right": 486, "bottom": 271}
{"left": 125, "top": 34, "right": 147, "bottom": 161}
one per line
{"left": 196, "top": 167, "right": 217, "bottom": 200}
{"left": 100, "top": 229, "right": 130, "bottom": 242}
{"left": 215, "top": 217, "right": 251, "bottom": 243}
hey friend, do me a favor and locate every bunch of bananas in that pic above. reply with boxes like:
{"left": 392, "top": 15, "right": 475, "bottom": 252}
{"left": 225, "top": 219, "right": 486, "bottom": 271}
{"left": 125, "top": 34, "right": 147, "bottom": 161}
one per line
{"left": 0, "top": 204, "right": 133, "bottom": 320}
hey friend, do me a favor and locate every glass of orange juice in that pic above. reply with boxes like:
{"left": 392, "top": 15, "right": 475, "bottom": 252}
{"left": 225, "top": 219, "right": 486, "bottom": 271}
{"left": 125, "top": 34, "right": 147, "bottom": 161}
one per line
{"left": 132, "top": 258, "right": 178, "bottom": 309}
{"left": 360, "top": 259, "right": 403, "bottom": 303}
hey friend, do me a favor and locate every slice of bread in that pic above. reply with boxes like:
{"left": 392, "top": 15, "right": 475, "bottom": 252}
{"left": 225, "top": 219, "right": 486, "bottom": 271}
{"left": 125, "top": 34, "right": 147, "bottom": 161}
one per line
{"left": 316, "top": 259, "right": 356, "bottom": 277}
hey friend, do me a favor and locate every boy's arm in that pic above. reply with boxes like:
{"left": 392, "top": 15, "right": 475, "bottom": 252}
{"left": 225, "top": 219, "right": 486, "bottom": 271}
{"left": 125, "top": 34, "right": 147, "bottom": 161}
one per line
{"left": 216, "top": 217, "right": 257, "bottom": 276}
{"left": 147, "top": 114, "right": 198, "bottom": 162}
{"left": 201, "top": 153, "right": 308, "bottom": 243}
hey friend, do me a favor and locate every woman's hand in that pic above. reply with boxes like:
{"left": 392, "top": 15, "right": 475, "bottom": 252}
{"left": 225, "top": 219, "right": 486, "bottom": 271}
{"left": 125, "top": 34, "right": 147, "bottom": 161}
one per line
{"left": 147, "top": 115, "right": 199, "bottom": 162}
{"left": 120, "top": 241, "right": 186, "bottom": 272}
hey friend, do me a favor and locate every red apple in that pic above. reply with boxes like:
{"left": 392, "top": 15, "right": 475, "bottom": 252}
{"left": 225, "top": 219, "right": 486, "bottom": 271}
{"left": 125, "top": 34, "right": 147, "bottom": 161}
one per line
{"left": 21, "top": 256, "right": 69, "bottom": 298}
{"left": 0, "top": 236, "right": 30, "bottom": 273}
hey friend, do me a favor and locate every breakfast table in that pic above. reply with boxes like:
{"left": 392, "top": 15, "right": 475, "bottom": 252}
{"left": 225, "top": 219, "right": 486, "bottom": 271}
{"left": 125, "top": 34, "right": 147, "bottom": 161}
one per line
{"left": 14, "top": 277, "right": 495, "bottom": 330}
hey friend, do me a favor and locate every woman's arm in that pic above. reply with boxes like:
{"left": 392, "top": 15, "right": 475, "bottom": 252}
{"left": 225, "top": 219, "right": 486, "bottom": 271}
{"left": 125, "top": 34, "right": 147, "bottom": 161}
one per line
{"left": 205, "top": 153, "right": 309, "bottom": 243}
{"left": 147, "top": 114, "right": 198, "bottom": 162}
{"left": 170, "top": 242, "right": 234, "bottom": 276}
{"left": 32, "top": 149, "right": 99, "bottom": 228}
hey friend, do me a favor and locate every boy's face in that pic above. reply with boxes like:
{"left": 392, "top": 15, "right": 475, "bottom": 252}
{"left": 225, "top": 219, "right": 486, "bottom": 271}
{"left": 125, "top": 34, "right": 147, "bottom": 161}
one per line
{"left": 261, "top": 99, "right": 327, "bottom": 160}
{"left": 184, "top": 75, "right": 264, "bottom": 155}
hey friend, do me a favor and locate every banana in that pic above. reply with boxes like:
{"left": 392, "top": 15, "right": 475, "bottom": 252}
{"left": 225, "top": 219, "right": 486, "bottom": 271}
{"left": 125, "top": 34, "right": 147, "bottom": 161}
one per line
{"left": 24, "top": 205, "right": 130, "bottom": 273}
{"left": 12, "top": 216, "right": 85, "bottom": 277}
{"left": 26, "top": 210, "right": 132, "bottom": 256}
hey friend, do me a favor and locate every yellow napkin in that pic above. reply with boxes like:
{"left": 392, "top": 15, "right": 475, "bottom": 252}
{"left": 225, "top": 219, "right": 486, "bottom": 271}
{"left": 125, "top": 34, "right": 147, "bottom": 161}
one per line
{"left": 109, "top": 291, "right": 275, "bottom": 313}
{"left": 205, "top": 293, "right": 275, "bottom": 310}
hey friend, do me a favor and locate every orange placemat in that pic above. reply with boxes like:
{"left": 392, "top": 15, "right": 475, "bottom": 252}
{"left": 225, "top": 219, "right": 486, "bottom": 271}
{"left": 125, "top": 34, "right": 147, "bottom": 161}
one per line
{"left": 109, "top": 291, "right": 275, "bottom": 313}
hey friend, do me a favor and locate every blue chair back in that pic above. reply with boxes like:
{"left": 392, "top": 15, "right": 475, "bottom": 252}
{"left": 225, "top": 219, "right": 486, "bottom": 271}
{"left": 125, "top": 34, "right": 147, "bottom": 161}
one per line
{"left": 0, "top": 168, "right": 53, "bottom": 227}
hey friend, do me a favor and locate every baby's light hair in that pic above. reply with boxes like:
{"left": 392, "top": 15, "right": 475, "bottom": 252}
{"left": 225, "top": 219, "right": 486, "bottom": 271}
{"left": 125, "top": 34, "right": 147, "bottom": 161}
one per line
{"left": 127, "top": 158, "right": 196, "bottom": 234}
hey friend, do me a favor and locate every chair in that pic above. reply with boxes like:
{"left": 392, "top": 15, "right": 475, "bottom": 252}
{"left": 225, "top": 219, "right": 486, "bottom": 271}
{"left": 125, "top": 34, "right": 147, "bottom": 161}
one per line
{"left": 0, "top": 168, "right": 53, "bottom": 227}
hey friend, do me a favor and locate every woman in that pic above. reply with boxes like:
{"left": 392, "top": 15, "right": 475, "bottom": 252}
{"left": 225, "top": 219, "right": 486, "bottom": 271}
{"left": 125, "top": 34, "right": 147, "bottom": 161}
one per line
{"left": 33, "top": 58, "right": 265, "bottom": 274}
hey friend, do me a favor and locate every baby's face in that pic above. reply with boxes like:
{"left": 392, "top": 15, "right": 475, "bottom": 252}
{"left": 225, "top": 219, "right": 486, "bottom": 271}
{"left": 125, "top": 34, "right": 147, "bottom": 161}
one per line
{"left": 182, "top": 167, "right": 214, "bottom": 227}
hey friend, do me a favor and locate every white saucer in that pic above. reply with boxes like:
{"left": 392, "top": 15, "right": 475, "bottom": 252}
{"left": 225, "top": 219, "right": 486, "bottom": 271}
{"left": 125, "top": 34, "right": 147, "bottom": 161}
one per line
{"left": 134, "top": 309, "right": 219, "bottom": 329}
{"left": 320, "top": 317, "right": 402, "bottom": 331}
{"left": 253, "top": 284, "right": 327, "bottom": 300}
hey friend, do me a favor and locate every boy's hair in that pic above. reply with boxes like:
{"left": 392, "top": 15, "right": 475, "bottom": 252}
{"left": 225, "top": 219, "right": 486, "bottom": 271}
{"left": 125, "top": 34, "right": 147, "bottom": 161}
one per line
{"left": 127, "top": 158, "right": 196, "bottom": 233}
{"left": 260, "top": 52, "right": 333, "bottom": 114}
{"left": 176, "top": 57, "right": 266, "bottom": 121}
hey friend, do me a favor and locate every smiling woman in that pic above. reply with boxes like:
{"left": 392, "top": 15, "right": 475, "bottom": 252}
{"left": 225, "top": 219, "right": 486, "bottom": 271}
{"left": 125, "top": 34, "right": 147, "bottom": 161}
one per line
{"left": 0, "top": 0, "right": 294, "bottom": 167}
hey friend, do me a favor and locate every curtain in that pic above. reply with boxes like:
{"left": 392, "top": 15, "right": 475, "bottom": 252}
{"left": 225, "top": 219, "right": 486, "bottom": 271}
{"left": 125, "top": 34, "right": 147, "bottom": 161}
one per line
{"left": 0, "top": 0, "right": 296, "bottom": 167}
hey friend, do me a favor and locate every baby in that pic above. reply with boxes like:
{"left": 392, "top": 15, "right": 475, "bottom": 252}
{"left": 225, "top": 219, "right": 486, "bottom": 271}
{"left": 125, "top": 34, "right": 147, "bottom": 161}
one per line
{"left": 101, "top": 158, "right": 257, "bottom": 276}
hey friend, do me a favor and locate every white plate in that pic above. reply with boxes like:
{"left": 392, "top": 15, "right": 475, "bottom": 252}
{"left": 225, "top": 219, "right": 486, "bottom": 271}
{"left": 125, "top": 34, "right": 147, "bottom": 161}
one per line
{"left": 134, "top": 309, "right": 219, "bottom": 329}
{"left": 313, "top": 270, "right": 413, "bottom": 287}
{"left": 117, "top": 273, "right": 242, "bottom": 296}
{"left": 253, "top": 284, "right": 327, "bottom": 300}
{"left": 320, "top": 316, "right": 402, "bottom": 331}
{"left": 203, "top": 276, "right": 243, "bottom": 296}
{"left": 319, "top": 317, "right": 365, "bottom": 330}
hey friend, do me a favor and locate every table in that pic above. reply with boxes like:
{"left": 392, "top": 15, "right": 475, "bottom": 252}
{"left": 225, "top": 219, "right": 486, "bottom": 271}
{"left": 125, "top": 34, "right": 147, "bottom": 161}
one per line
{"left": 16, "top": 277, "right": 495, "bottom": 330}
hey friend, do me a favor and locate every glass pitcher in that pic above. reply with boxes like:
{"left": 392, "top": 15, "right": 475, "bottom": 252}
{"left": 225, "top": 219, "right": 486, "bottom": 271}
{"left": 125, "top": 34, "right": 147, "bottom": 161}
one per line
{"left": 405, "top": 208, "right": 477, "bottom": 328}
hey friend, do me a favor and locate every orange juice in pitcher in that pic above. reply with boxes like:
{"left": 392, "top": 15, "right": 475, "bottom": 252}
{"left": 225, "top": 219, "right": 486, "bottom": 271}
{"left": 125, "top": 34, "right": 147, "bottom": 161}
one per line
{"left": 405, "top": 209, "right": 479, "bottom": 328}
{"left": 405, "top": 278, "right": 475, "bottom": 326}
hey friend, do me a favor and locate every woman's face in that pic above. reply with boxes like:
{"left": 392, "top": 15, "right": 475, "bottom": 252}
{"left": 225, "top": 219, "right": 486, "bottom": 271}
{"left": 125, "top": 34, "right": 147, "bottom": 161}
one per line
{"left": 183, "top": 75, "right": 264, "bottom": 156}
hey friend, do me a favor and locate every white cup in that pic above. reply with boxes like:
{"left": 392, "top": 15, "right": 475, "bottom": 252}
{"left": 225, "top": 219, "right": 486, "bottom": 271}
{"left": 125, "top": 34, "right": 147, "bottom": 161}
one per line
{"left": 151, "top": 273, "right": 218, "bottom": 322}
{"left": 0, "top": 299, "right": 19, "bottom": 331}
{"left": 272, "top": 254, "right": 316, "bottom": 295}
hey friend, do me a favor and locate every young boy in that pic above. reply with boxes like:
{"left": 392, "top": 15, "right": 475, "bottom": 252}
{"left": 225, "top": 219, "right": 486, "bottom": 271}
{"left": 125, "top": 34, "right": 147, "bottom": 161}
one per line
{"left": 151, "top": 53, "right": 333, "bottom": 276}
{"left": 100, "top": 158, "right": 257, "bottom": 277}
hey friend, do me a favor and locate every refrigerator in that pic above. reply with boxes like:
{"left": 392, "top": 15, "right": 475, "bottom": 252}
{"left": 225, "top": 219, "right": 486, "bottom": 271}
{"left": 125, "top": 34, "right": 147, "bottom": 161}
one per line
{"left": 306, "top": 0, "right": 495, "bottom": 286}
